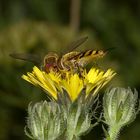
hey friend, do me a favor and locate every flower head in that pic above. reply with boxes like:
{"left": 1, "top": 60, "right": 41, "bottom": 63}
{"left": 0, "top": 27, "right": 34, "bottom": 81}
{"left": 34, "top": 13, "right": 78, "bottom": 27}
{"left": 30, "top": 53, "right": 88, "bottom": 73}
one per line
{"left": 22, "top": 66, "right": 115, "bottom": 102}
{"left": 22, "top": 67, "right": 61, "bottom": 99}
{"left": 25, "top": 101, "right": 65, "bottom": 140}
{"left": 103, "top": 87, "right": 139, "bottom": 127}
{"left": 103, "top": 87, "right": 140, "bottom": 140}
{"left": 23, "top": 66, "right": 116, "bottom": 140}
{"left": 85, "top": 68, "right": 115, "bottom": 96}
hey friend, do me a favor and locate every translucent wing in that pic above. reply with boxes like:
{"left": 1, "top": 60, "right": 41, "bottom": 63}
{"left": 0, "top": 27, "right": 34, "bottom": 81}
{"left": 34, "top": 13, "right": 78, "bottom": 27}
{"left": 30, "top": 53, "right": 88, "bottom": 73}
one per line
{"left": 9, "top": 53, "right": 42, "bottom": 65}
{"left": 64, "top": 36, "right": 88, "bottom": 53}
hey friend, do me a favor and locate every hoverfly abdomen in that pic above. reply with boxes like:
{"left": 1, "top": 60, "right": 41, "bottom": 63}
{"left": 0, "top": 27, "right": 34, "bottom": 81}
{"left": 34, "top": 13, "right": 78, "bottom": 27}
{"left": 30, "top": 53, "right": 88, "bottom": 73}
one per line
{"left": 71, "top": 49, "right": 106, "bottom": 68}
{"left": 79, "top": 50, "right": 105, "bottom": 59}
{"left": 78, "top": 50, "right": 93, "bottom": 59}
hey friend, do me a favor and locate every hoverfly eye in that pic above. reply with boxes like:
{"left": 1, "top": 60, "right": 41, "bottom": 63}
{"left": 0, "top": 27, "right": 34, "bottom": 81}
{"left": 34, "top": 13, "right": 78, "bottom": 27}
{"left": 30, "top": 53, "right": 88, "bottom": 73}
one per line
{"left": 46, "top": 63, "right": 52, "bottom": 68}
{"left": 45, "top": 57, "right": 57, "bottom": 64}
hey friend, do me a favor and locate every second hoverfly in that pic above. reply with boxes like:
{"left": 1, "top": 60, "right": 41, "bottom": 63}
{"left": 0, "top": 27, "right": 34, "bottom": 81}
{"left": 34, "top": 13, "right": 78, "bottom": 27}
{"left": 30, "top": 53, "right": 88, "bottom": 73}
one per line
{"left": 10, "top": 36, "right": 107, "bottom": 73}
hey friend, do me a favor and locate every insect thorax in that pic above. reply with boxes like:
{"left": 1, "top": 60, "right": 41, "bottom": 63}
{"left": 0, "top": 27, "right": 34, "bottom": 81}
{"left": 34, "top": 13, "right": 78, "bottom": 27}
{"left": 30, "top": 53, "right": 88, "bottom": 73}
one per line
{"left": 57, "top": 51, "right": 80, "bottom": 71}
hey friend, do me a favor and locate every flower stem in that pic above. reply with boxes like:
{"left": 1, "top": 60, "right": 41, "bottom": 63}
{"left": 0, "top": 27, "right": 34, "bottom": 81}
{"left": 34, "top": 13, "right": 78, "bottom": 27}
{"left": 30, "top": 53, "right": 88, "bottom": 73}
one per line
{"left": 65, "top": 135, "right": 80, "bottom": 140}
{"left": 106, "top": 125, "right": 120, "bottom": 140}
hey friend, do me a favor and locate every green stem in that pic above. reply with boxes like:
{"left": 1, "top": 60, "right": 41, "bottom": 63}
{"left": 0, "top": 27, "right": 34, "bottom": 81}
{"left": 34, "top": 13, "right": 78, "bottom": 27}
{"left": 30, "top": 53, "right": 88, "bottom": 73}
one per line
{"left": 65, "top": 135, "right": 80, "bottom": 140}
{"left": 106, "top": 125, "right": 121, "bottom": 140}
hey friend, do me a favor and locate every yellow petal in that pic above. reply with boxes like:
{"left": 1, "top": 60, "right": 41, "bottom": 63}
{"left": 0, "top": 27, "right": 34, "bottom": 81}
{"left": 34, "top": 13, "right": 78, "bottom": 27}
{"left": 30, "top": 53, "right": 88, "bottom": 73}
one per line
{"left": 62, "top": 74, "right": 84, "bottom": 101}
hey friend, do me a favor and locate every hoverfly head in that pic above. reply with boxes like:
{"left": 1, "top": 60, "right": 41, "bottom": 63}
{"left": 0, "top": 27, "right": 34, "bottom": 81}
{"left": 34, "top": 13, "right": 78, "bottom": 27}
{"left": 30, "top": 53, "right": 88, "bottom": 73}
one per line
{"left": 43, "top": 52, "right": 59, "bottom": 72}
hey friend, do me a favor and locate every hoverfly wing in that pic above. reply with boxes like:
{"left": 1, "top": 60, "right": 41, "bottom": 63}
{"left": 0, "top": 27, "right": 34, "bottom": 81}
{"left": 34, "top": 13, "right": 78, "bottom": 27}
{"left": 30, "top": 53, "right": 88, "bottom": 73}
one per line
{"left": 65, "top": 36, "right": 88, "bottom": 53}
{"left": 9, "top": 53, "right": 42, "bottom": 65}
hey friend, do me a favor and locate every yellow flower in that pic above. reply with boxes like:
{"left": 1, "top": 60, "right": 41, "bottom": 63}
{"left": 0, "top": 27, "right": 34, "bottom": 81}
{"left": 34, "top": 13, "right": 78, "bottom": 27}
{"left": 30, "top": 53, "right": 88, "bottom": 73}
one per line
{"left": 22, "top": 66, "right": 61, "bottom": 99}
{"left": 22, "top": 66, "right": 116, "bottom": 102}
{"left": 61, "top": 74, "right": 84, "bottom": 101}
{"left": 85, "top": 68, "right": 116, "bottom": 96}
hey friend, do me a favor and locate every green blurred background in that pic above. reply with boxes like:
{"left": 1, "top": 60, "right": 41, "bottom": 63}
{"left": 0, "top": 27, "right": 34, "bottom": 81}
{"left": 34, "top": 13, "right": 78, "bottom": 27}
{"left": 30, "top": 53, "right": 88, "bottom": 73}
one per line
{"left": 0, "top": 0, "right": 140, "bottom": 139}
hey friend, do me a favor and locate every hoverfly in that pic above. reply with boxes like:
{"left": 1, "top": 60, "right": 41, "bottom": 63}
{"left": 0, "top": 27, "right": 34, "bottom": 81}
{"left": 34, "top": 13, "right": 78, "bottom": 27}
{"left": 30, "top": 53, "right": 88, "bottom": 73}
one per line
{"left": 10, "top": 36, "right": 107, "bottom": 73}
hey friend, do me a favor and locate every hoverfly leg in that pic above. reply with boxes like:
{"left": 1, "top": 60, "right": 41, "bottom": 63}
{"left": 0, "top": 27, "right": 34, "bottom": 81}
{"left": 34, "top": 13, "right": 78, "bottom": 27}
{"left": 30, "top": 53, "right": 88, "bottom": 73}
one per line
{"left": 74, "top": 63, "right": 84, "bottom": 77}
{"left": 79, "top": 67, "right": 84, "bottom": 78}
{"left": 92, "top": 61, "right": 100, "bottom": 68}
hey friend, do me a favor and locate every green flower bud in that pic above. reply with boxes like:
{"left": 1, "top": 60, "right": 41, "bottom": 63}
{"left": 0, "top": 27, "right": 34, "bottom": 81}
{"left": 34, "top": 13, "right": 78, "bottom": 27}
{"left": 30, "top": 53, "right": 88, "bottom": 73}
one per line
{"left": 57, "top": 91, "right": 96, "bottom": 140}
{"left": 65, "top": 103, "right": 92, "bottom": 140}
{"left": 103, "top": 87, "right": 140, "bottom": 140}
{"left": 25, "top": 101, "right": 65, "bottom": 140}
